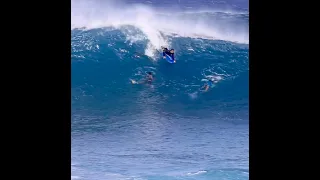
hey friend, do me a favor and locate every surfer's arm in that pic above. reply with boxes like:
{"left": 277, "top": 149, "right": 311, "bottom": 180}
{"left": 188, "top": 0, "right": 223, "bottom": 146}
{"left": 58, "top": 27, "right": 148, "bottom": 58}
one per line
{"left": 163, "top": 51, "right": 168, "bottom": 59}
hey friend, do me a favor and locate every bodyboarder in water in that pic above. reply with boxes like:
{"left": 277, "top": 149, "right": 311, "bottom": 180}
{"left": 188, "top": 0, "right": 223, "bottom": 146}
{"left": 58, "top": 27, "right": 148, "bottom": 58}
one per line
{"left": 144, "top": 71, "right": 154, "bottom": 84}
{"left": 130, "top": 72, "right": 154, "bottom": 84}
{"left": 161, "top": 46, "right": 176, "bottom": 63}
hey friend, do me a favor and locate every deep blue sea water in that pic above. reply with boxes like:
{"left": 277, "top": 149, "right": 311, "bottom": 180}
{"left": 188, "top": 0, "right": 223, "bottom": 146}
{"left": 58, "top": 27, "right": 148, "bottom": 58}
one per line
{"left": 71, "top": 0, "right": 248, "bottom": 179}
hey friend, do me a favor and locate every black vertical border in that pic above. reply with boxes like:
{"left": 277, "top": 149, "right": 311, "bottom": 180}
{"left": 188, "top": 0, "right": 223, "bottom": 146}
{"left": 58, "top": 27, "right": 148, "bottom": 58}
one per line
{"left": 249, "top": 0, "right": 291, "bottom": 179}
{"left": 249, "top": 0, "right": 271, "bottom": 179}
{"left": 43, "top": 0, "right": 71, "bottom": 179}
{"left": 54, "top": 0, "right": 72, "bottom": 178}
{"left": 9, "top": 0, "right": 72, "bottom": 179}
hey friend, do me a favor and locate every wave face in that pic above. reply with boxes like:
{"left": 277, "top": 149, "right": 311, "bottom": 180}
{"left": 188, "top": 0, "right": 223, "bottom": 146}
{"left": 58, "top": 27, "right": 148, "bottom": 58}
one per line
{"left": 71, "top": 0, "right": 248, "bottom": 179}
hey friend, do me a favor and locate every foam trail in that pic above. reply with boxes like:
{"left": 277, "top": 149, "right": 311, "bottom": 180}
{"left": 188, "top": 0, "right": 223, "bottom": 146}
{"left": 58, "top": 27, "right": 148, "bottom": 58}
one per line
{"left": 186, "top": 170, "right": 208, "bottom": 176}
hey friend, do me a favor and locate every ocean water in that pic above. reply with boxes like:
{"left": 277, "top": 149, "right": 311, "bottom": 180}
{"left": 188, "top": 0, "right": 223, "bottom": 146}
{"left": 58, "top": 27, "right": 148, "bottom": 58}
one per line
{"left": 71, "top": 0, "right": 249, "bottom": 179}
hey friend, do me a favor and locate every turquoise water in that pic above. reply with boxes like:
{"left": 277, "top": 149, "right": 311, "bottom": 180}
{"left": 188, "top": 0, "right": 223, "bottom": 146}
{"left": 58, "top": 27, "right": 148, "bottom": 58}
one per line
{"left": 71, "top": 0, "right": 248, "bottom": 179}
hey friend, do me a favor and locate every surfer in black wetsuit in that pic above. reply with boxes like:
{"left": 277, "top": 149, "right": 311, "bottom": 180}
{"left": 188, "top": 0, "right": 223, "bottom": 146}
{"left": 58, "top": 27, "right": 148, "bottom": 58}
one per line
{"left": 161, "top": 46, "right": 176, "bottom": 63}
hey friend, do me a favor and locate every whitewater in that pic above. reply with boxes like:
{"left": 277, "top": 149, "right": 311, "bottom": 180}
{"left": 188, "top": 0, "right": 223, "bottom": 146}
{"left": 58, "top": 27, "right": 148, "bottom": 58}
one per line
{"left": 72, "top": 0, "right": 249, "bottom": 179}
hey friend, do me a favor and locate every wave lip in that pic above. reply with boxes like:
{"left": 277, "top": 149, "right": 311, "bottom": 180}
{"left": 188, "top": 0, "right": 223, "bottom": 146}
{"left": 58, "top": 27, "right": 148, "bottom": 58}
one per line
{"left": 71, "top": 0, "right": 248, "bottom": 44}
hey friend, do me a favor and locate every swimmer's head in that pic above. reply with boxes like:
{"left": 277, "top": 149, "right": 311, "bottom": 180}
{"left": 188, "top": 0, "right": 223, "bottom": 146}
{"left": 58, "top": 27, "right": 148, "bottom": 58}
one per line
{"left": 147, "top": 72, "right": 152, "bottom": 75}
{"left": 170, "top": 49, "right": 174, "bottom": 53}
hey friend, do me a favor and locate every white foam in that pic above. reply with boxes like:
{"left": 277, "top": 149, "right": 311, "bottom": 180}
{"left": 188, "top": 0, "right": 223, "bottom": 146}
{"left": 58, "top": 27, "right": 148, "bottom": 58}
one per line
{"left": 71, "top": 0, "right": 249, "bottom": 57}
{"left": 189, "top": 92, "right": 199, "bottom": 99}
{"left": 186, "top": 170, "right": 207, "bottom": 176}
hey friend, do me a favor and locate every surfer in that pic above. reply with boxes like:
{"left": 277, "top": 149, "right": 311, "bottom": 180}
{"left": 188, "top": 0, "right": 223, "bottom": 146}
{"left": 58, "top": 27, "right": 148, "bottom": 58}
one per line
{"left": 200, "top": 79, "right": 214, "bottom": 92}
{"left": 161, "top": 46, "right": 176, "bottom": 63}
{"left": 145, "top": 71, "right": 154, "bottom": 83}
{"left": 131, "top": 72, "right": 154, "bottom": 84}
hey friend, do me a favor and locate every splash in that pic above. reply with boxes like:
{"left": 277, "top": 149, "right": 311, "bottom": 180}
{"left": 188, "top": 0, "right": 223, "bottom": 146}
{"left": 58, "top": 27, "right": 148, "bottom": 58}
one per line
{"left": 71, "top": 0, "right": 248, "bottom": 57}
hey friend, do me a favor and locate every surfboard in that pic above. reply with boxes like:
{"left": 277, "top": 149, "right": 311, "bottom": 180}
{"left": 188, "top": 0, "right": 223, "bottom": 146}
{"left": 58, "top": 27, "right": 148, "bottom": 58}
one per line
{"left": 166, "top": 54, "right": 175, "bottom": 63}
{"left": 161, "top": 52, "right": 175, "bottom": 63}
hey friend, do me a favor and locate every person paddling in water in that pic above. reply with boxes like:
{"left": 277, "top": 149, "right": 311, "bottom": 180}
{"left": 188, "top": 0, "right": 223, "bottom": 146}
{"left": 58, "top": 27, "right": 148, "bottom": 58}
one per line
{"left": 145, "top": 71, "right": 153, "bottom": 84}
{"left": 131, "top": 72, "right": 154, "bottom": 84}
